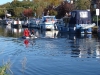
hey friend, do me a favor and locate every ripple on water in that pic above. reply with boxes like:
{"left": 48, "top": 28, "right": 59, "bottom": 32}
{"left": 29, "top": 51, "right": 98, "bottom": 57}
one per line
{"left": 0, "top": 35, "right": 100, "bottom": 75}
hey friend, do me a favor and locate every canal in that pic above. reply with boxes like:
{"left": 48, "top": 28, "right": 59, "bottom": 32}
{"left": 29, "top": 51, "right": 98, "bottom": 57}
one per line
{"left": 0, "top": 24, "right": 100, "bottom": 75}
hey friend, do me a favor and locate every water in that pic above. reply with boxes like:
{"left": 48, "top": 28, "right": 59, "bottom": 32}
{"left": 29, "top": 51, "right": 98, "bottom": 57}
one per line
{"left": 0, "top": 25, "right": 100, "bottom": 75}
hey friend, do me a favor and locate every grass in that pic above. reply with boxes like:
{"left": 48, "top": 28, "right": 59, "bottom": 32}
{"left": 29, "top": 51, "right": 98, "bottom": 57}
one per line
{"left": 0, "top": 64, "right": 9, "bottom": 75}
{"left": 0, "top": 60, "right": 13, "bottom": 75}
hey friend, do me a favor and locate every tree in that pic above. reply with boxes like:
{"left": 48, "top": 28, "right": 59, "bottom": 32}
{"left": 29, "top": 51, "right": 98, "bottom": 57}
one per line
{"left": 43, "top": 0, "right": 62, "bottom": 16}
{"left": 96, "top": 0, "right": 100, "bottom": 9}
{"left": 75, "top": 0, "right": 91, "bottom": 10}
{"left": 13, "top": 7, "right": 25, "bottom": 17}
{"left": 23, "top": 8, "right": 33, "bottom": 17}
{"left": 55, "top": 1, "right": 74, "bottom": 19}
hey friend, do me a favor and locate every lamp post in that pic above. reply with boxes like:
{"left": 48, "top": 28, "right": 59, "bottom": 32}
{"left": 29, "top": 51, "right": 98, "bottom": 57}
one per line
{"left": 96, "top": 9, "right": 99, "bottom": 27}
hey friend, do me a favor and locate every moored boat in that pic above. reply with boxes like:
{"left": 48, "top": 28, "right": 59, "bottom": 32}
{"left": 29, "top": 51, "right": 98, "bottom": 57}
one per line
{"left": 11, "top": 20, "right": 22, "bottom": 28}
{"left": 56, "top": 19, "right": 68, "bottom": 32}
{"left": 28, "top": 18, "right": 40, "bottom": 29}
{"left": 39, "top": 16, "right": 57, "bottom": 30}
{"left": 68, "top": 10, "right": 96, "bottom": 34}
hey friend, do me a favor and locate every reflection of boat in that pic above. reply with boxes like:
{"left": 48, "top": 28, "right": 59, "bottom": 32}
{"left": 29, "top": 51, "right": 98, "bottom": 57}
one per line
{"left": 70, "top": 34, "right": 95, "bottom": 58}
{"left": 42, "top": 30, "right": 58, "bottom": 38}
{"left": 12, "top": 28, "right": 23, "bottom": 33}
{"left": 69, "top": 10, "right": 96, "bottom": 34}
{"left": 5, "top": 24, "right": 12, "bottom": 34}
{"left": 39, "top": 16, "right": 57, "bottom": 30}
{"left": 96, "top": 46, "right": 100, "bottom": 58}
{"left": 97, "top": 27, "right": 100, "bottom": 37}
{"left": 6, "top": 24, "right": 12, "bottom": 30}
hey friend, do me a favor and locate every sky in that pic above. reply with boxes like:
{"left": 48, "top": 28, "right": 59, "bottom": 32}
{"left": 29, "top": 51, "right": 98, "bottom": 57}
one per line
{"left": 0, "top": 0, "right": 12, "bottom": 5}
{"left": 0, "top": 0, "right": 23, "bottom": 5}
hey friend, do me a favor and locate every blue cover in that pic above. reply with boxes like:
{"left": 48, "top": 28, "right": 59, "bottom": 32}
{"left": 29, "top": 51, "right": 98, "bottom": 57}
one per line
{"left": 69, "top": 10, "right": 91, "bottom": 25}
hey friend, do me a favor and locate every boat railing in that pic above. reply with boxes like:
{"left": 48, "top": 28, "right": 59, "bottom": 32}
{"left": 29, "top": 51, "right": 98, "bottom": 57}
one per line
{"left": 80, "top": 23, "right": 96, "bottom": 29}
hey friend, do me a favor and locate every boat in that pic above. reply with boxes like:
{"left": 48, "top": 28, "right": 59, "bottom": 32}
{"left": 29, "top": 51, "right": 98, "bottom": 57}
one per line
{"left": 22, "top": 35, "right": 37, "bottom": 39}
{"left": 11, "top": 19, "right": 22, "bottom": 28}
{"left": 68, "top": 10, "right": 96, "bottom": 34}
{"left": 21, "top": 20, "right": 28, "bottom": 28}
{"left": 28, "top": 18, "right": 40, "bottom": 29}
{"left": 39, "top": 16, "right": 57, "bottom": 30}
{"left": 55, "top": 18, "right": 68, "bottom": 32}
{"left": 2, "top": 18, "right": 13, "bottom": 25}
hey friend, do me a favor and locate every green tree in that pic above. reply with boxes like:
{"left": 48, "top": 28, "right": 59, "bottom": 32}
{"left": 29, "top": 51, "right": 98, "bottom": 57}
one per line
{"left": 75, "top": 0, "right": 91, "bottom": 10}
{"left": 14, "top": 7, "right": 25, "bottom": 17}
{"left": 0, "top": 0, "right": 64, "bottom": 18}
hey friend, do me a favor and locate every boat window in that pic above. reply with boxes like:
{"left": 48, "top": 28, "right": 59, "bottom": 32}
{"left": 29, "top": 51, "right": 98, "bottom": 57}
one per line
{"left": 80, "top": 12, "right": 88, "bottom": 18}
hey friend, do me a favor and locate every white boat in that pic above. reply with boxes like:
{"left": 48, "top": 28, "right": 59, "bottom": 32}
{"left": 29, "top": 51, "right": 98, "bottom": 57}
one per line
{"left": 12, "top": 20, "right": 22, "bottom": 28}
{"left": 39, "top": 16, "right": 57, "bottom": 30}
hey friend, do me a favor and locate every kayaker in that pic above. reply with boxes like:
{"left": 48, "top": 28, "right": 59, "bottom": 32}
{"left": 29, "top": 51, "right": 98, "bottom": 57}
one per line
{"left": 23, "top": 28, "right": 30, "bottom": 37}
{"left": 31, "top": 29, "right": 34, "bottom": 35}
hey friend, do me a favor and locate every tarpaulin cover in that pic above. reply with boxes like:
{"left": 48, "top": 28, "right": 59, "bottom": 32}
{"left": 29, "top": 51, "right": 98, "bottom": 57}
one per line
{"left": 69, "top": 10, "right": 91, "bottom": 25}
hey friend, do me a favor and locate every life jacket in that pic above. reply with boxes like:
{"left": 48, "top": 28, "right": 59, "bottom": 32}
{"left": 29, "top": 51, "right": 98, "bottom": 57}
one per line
{"left": 24, "top": 29, "right": 30, "bottom": 37}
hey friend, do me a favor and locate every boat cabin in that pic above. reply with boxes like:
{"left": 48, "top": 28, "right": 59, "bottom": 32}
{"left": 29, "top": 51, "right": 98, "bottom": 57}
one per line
{"left": 68, "top": 10, "right": 95, "bottom": 34}
{"left": 69, "top": 10, "right": 91, "bottom": 26}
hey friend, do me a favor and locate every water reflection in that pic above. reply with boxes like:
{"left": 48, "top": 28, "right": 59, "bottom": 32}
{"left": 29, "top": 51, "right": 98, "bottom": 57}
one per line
{"left": 24, "top": 39, "right": 29, "bottom": 47}
{"left": 12, "top": 28, "right": 23, "bottom": 34}
{"left": 2, "top": 25, "right": 23, "bottom": 38}
{"left": 96, "top": 42, "right": 100, "bottom": 58}
{"left": 1, "top": 25, "right": 100, "bottom": 58}
{"left": 40, "top": 30, "right": 59, "bottom": 38}
{"left": 0, "top": 25, "right": 100, "bottom": 75}
{"left": 69, "top": 34, "right": 100, "bottom": 58}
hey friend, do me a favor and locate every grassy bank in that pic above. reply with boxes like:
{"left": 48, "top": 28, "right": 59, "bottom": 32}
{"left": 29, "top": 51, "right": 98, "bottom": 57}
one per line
{"left": 0, "top": 62, "right": 12, "bottom": 75}
{"left": 0, "top": 64, "right": 8, "bottom": 75}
